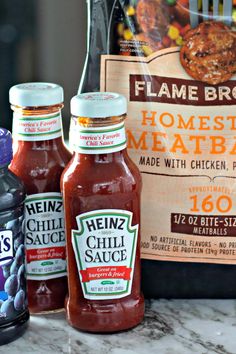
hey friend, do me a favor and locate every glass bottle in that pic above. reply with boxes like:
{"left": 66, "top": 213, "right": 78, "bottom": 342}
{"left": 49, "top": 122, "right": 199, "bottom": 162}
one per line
{"left": 0, "top": 128, "right": 29, "bottom": 344}
{"left": 61, "top": 92, "right": 144, "bottom": 333}
{"left": 9, "top": 83, "right": 72, "bottom": 314}
{"left": 79, "top": 0, "right": 115, "bottom": 93}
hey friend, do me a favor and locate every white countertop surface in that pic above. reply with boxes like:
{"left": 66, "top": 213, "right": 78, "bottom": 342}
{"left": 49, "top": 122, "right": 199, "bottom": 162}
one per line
{"left": 3, "top": 299, "right": 236, "bottom": 354}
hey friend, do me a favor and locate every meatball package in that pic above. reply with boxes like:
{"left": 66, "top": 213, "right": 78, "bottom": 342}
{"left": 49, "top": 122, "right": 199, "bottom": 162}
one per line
{"left": 80, "top": 0, "right": 236, "bottom": 298}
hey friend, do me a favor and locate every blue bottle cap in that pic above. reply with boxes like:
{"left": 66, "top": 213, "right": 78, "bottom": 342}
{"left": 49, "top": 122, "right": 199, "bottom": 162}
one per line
{"left": 0, "top": 128, "right": 13, "bottom": 166}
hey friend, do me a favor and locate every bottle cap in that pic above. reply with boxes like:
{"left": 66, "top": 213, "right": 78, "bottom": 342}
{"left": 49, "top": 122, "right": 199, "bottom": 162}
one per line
{"left": 71, "top": 92, "right": 127, "bottom": 118}
{"left": 9, "top": 83, "right": 64, "bottom": 107}
{"left": 0, "top": 128, "right": 13, "bottom": 166}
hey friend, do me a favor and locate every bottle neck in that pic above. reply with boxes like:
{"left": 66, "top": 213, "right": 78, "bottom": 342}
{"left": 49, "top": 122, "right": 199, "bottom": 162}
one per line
{"left": 13, "top": 137, "right": 66, "bottom": 153}
{"left": 12, "top": 104, "right": 64, "bottom": 144}
{"left": 74, "top": 148, "right": 128, "bottom": 163}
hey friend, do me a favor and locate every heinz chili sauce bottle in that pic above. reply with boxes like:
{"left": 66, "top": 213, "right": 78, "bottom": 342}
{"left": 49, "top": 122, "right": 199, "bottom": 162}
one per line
{"left": 9, "top": 83, "right": 72, "bottom": 314}
{"left": 61, "top": 92, "right": 144, "bottom": 333}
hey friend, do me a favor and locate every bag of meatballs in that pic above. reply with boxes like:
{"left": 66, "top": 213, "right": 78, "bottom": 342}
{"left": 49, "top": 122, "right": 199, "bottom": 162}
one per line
{"left": 80, "top": 0, "right": 236, "bottom": 298}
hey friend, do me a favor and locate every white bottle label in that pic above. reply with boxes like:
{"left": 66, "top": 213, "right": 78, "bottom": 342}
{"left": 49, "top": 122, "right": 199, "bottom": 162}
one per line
{"left": 69, "top": 122, "right": 127, "bottom": 154}
{"left": 0, "top": 231, "right": 13, "bottom": 267}
{"left": 25, "top": 192, "right": 67, "bottom": 280}
{"left": 13, "top": 112, "right": 62, "bottom": 141}
{"left": 72, "top": 209, "right": 139, "bottom": 300}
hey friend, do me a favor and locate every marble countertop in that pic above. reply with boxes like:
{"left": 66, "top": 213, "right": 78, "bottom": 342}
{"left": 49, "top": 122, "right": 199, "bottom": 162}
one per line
{"left": 5, "top": 300, "right": 236, "bottom": 354}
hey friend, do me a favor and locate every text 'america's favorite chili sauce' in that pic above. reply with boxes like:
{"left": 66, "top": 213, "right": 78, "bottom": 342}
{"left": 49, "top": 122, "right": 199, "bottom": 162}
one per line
{"left": 61, "top": 92, "right": 144, "bottom": 333}
{"left": 9, "top": 83, "right": 72, "bottom": 314}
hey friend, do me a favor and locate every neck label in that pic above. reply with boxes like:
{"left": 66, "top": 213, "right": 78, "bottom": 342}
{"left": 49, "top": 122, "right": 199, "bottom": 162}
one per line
{"left": 70, "top": 122, "right": 127, "bottom": 154}
{"left": 13, "top": 112, "right": 62, "bottom": 141}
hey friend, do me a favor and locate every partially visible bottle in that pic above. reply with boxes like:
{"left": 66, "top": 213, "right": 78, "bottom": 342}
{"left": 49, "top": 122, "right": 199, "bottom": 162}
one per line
{"left": 0, "top": 128, "right": 29, "bottom": 345}
{"left": 9, "top": 83, "right": 72, "bottom": 314}
{"left": 79, "top": 0, "right": 115, "bottom": 93}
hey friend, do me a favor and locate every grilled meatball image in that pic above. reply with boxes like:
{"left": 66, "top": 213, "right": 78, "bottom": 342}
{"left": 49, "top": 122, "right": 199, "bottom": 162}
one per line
{"left": 180, "top": 21, "right": 236, "bottom": 85}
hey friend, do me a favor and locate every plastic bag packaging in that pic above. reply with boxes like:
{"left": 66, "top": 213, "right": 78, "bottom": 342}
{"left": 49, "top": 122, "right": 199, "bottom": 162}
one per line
{"left": 80, "top": 0, "right": 236, "bottom": 298}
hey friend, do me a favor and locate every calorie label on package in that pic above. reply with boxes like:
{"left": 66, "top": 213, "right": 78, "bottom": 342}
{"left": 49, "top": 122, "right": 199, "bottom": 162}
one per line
{"left": 101, "top": 48, "right": 236, "bottom": 265}
{"left": 72, "top": 210, "right": 138, "bottom": 300}
{"left": 25, "top": 192, "right": 67, "bottom": 280}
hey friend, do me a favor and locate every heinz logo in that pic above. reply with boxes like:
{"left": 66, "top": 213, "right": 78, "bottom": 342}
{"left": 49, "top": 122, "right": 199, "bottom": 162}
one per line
{"left": 0, "top": 231, "right": 13, "bottom": 266}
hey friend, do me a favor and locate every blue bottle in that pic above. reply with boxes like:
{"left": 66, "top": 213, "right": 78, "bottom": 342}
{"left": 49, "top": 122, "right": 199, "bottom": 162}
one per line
{"left": 0, "top": 128, "right": 29, "bottom": 344}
